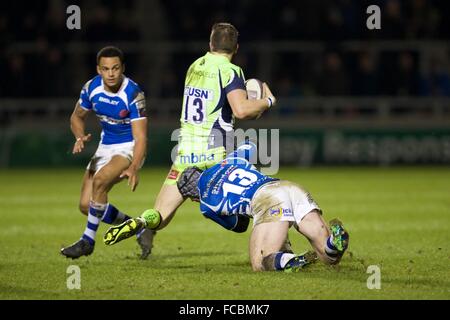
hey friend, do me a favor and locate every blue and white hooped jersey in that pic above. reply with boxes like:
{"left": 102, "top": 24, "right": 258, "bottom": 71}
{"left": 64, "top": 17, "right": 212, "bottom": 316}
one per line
{"left": 78, "top": 75, "right": 146, "bottom": 145}
{"left": 198, "top": 148, "right": 278, "bottom": 218}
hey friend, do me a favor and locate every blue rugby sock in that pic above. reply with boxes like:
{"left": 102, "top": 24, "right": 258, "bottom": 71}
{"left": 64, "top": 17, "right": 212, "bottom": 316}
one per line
{"left": 81, "top": 202, "right": 132, "bottom": 245}
{"left": 101, "top": 203, "right": 131, "bottom": 225}
{"left": 274, "top": 252, "right": 297, "bottom": 270}
{"left": 324, "top": 235, "right": 340, "bottom": 262}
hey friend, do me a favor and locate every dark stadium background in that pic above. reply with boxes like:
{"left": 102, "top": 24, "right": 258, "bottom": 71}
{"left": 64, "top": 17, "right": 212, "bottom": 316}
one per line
{"left": 1, "top": 0, "right": 449, "bottom": 168}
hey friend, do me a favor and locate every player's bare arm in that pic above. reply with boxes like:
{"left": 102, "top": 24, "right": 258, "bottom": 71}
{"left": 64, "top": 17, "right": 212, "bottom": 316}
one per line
{"left": 227, "top": 87, "right": 275, "bottom": 120}
{"left": 70, "top": 102, "right": 92, "bottom": 154}
{"left": 120, "top": 118, "right": 148, "bottom": 191}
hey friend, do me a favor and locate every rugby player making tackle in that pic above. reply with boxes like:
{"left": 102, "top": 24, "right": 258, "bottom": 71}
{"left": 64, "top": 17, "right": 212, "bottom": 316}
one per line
{"left": 104, "top": 143, "right": 350, "bottom": 271}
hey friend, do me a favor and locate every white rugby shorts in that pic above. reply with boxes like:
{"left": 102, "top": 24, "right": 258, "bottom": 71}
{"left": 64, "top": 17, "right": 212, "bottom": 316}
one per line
{"left": 250, "top": 180, "right": 322, "bottom": 227}
{"left": 87, "top": 141, "right": 139, "bottom": 174}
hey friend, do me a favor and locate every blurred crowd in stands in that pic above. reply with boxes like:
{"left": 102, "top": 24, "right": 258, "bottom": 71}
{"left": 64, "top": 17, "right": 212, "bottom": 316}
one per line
{"left": 1, "top": 0, "right": 449, "bottom": 98}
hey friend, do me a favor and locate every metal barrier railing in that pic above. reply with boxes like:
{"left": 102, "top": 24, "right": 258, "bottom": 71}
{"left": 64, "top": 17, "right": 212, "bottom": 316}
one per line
{"left": 1, "top": 97, "right": 449, "bottom": 128}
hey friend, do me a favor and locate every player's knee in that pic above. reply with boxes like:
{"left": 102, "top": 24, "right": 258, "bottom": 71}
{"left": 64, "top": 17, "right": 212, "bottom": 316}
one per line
{"left": 92, "top": 174, "right": 110, "bottom": 192}
{"left": 250, "top": 254, "right": 266, "bottom": 272}
{"left": 251, "top": 261, "right": 264, "bottom": 272}
{"left": 260, "top": 254, "right": 276, "bottom": 271}
{"left": 79, "top": 202, "right": 89, "bottom": 215}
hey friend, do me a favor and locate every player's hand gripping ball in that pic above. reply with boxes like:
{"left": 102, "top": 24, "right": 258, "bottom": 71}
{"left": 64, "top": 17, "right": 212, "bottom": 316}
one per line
{"left": 245, "top": 78, "right": 264, "bottom": 100}
{"left": 245, "top": 78, "right": 270, "bottom": 119}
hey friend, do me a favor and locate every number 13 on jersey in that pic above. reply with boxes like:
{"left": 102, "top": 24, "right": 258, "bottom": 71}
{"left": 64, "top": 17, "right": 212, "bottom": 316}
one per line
{"left": 183, "top": 86, "right": 214, "bottom": 124}
{"left": 223, "top": 168, "right": 258, "bottom": 197}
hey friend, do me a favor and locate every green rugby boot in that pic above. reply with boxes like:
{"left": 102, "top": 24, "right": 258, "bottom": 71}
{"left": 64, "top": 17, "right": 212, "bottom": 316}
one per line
{"left": 104, "top": 217, "right": 146, "bottom": 245}
{"left": 329, "top": 219, "right": 349, "bottom": 252}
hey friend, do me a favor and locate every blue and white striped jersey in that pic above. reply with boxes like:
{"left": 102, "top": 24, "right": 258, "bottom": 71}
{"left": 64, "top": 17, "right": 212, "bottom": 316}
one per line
{"left": 78, "top": 75, "right": 146, "bottom": 145}
{"left": 198, "top": 144, "right": 277, "bottom": 222}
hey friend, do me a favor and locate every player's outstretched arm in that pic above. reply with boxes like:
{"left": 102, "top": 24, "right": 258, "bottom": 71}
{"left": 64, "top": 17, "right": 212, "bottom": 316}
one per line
{"left": 70, "top": 102, "right": 91, "bottom": 154}
{"left": 120, "top": 118, "right": 148, "bottom": 191}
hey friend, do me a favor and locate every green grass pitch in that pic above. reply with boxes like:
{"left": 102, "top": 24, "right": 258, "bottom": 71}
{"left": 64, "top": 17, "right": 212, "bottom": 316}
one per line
{"left": 0, "top": 167, "right": 449, "bottom": 300}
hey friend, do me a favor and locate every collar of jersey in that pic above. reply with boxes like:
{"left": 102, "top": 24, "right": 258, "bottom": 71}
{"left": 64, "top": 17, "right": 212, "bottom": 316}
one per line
{"left": 100, "top": 76, "right": 128, "bottom": 97}
{"left": 206, "top": 52, "right": 230, "bottom": 64}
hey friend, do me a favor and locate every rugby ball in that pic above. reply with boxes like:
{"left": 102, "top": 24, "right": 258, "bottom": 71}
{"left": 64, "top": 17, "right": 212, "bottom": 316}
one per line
{"left": 245, "top": 78, "right": 263, "bottom": 100}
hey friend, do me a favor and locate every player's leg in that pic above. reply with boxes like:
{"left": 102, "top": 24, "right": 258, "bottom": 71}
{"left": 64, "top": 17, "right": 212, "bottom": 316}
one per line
{"left": 83, "top": 155, "right": 133, "bottom": 240}
{"left": 59, "top": 170, "right": 94, "bottom": 259}
{"left": 104, "top": 146, "right": 226, "bottom": 246}
{"left": 90, "top": 155, "right": 128, "bottom": 202}
{"left": 79, "top": 170, "right": 94, "bottom": 215}
{"left": 296, "top": 210, "right": 349, "bottom": 265}
{"left": 61, "top": 155, "right": 132, "bottom": 259}
{"left": 141, "top": 163, "right": 186, "bottom": 230}
{"left": 249, "top": 182, "right": 318, "bottom": 272}
{"left": 249, "top": 221, "right": 290, "bottom": 271}
{"left": 134, "top": 183, "right": 184, "bottom": 258}
{"left": 104, "top": 166, "right": 185, "bottom": 246}
{"left": 140, "top": 152, "right": 223, "bottom": 230}
{"left": 103, "top": 182, "right": 184, "bottom": 244}
{"left": 123, "top": 183, "right": 184, "bottom": 258}
{"left": 153, "top": 183, "right": 185, "bottom": 228}
{"left": 282, "top": 181, "right": 349, "bottom": 265}
{"left": 249, "top": 221, "right": 317, "bottom": 272}
{"left": 92, "top": 149, "right": 155, "bottom": 259}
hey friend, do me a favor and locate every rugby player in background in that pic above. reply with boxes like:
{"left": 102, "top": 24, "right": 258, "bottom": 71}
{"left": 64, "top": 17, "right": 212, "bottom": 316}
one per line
{"left": 61, "top": 46, "right": 153, "bottom": 259}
